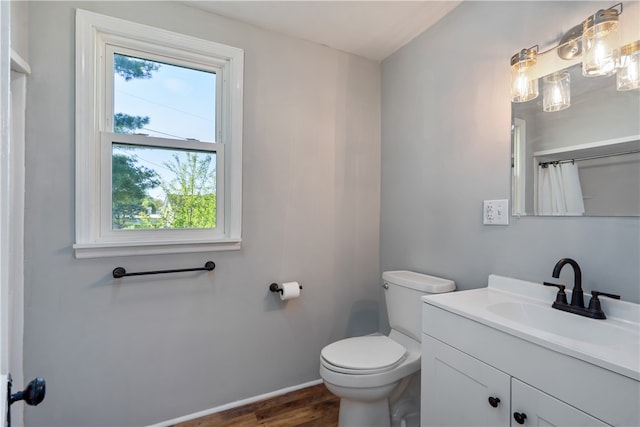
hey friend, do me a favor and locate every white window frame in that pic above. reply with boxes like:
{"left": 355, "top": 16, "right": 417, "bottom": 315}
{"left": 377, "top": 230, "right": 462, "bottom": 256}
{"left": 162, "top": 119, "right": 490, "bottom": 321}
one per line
{"left": 512, "top": 117, "right": 527, "bottom": 216}
{"left": 74, "top": 9, "right": 243, "bottom": 258}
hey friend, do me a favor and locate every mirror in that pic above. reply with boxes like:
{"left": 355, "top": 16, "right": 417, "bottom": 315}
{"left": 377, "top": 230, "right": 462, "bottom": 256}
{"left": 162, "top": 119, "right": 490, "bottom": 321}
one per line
{"left": 512, "top": 63, "right": 640, "bottom": 217}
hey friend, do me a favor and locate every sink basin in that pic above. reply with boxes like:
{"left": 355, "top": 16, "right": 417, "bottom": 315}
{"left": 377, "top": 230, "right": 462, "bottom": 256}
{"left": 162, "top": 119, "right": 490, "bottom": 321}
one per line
{"left": 486, "top": 300, "right": 639, "bottom": 351}
{"left": 422, "top": 274, "right": 640, "bottom": 380}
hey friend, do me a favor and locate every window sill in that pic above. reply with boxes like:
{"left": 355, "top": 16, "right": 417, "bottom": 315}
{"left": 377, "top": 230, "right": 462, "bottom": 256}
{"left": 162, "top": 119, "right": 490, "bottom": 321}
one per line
{"left": 73, "top": 238, "right": 241, "bottom": 259}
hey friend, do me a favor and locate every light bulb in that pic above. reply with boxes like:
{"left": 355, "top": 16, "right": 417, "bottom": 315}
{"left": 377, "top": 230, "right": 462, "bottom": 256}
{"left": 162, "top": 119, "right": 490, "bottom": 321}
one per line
{"left": 543, "top": 71, "right": 571, "bottom": 112}
{"left": 617, "top": 40, "right": 640, "bottom": 91}
{"left": 511, "top": 48, "right": 539, "bottom": 102}
{"left": 582, "top": 6, "right": 621, "bottom": 77}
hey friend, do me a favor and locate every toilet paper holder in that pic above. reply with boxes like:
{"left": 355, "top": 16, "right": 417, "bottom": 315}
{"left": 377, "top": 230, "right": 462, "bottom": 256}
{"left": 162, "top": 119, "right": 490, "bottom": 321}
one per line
{"left": 269, "top": 282, "right": 302, "bottom": 294}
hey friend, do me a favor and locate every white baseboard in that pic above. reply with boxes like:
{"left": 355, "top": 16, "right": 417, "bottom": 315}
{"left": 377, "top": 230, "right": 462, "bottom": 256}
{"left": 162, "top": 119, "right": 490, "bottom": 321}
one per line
{"left": 148, "top": 378, "right": 324, "bottom": 427}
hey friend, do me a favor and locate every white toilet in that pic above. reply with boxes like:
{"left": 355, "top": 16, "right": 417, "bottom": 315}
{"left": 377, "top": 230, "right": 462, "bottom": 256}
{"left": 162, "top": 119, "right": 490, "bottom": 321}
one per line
{"left": 320, "top": 270, "right": 455, "bottom": 427}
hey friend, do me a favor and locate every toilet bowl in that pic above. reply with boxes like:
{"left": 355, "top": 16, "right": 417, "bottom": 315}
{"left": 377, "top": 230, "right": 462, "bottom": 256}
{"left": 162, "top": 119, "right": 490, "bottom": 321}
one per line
{"left": 321, "top": 330, "right": 421, "bottom": 426}
{"left": 320, "top": 271, "right": 455, "bottom": 427}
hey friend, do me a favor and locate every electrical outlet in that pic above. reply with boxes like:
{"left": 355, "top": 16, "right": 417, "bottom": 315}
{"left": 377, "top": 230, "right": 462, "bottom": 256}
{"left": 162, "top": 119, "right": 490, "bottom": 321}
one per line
{"left": 483, "top": 199, "right": 509, "bottom": 225}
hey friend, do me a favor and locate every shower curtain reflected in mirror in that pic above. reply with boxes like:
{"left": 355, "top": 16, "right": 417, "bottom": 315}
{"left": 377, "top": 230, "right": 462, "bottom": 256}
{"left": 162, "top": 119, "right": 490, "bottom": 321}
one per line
{"left": 536, "top": 162, "right": 585, "bottom": 216}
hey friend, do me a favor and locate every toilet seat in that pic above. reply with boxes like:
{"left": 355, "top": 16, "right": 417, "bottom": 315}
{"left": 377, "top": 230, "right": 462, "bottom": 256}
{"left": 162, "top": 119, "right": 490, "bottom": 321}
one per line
{"left": 321, "top": 336, "right": 407, "bottom": 375}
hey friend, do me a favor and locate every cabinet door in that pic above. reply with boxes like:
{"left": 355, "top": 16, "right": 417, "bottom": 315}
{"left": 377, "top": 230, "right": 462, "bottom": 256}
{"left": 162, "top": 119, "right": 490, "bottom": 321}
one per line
{"left": 511, "top": 379, "right": 610, "bottom": 426}
{"left": 422, "top": 335, "right": 510, "bottom": 427}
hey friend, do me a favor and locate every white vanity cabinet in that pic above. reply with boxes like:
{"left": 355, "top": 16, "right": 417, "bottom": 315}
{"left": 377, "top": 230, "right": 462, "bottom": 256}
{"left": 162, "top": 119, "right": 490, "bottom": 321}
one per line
{"left": 420, "top": 276, "right": 639, "bottom": 427}
{"left": 422, "top": 334, "right": 609, "bottom": 426}
{"left": 511, "top": 378, "right": 608, "bottom": 426}
{"left": 422, "top": 335, "right": 510, "bottom": 426}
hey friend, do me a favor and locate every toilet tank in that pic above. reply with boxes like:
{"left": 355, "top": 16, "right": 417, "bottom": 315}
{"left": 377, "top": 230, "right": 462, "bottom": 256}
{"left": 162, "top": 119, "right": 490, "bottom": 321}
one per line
{"left": 382, "top": 270, "right": 455, "bottom": 341}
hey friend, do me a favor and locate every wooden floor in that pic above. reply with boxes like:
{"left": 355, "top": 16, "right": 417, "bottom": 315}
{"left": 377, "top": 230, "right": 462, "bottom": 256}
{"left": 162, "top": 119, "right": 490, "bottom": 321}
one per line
{"left": 174, "top": 383, "right": 339, "bottom": 427}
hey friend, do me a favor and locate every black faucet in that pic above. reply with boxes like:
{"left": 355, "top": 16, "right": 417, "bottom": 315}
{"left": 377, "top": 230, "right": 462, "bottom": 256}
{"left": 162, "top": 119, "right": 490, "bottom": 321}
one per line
{"left": 543, "top": 258, "right": 620, "bottom": 319}
{"left": 553, "top": 258, "right": 584, "bottom": 308}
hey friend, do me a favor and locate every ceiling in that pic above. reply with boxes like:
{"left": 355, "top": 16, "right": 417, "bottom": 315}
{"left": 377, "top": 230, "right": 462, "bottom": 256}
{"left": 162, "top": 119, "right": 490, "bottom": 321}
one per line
{"left": 184, "top": 1, "right": 463, "bottom": 62}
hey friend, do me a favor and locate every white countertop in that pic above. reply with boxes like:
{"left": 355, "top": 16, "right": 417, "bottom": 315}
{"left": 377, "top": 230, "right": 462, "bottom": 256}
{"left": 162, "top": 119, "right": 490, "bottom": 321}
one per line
{"left": 422, "top": 274, "right": 640, "bottom": 381}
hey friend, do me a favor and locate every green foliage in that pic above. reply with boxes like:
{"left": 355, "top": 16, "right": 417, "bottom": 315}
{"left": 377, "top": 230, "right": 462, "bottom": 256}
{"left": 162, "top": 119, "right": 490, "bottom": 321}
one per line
{"left": 114, "top": 54, "right": 160, "bottom": 81}
{"left": 163, "top": 194, "right": 216, "bottom": 229}
{"left": 112, "top": 154, "right": 160, "bottom": 229}
{"left": 135, "top": 197, "right": 164, "bottom": 229}
{"left": 113, "top": 54, "right": 159, "bottom": 134}
{"left": 160, "top": 153, "right": 217, "bottom": 228}
{"left": 114, "top": 113, "right": 150, "bottom": 134}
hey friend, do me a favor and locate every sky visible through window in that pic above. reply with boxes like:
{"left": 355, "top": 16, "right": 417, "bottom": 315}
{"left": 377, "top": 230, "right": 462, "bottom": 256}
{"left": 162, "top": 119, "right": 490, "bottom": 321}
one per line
{"left": 113, "top": 54, "right": 217, "bottom": 201}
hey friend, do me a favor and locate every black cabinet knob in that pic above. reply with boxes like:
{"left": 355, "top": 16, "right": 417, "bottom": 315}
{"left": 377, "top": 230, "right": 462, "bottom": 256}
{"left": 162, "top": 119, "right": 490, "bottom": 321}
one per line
{"left": 513, "top": 412, "right": 527, "bottom": 424}
{"left": 488, "top": 396, "right": 500, "bottom": 408}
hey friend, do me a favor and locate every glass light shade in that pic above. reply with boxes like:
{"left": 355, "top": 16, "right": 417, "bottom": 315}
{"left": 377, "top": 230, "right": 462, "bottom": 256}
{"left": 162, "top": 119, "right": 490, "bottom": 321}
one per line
{"left": 543, "top": 71, "right": 571, "bottom": 112}
{"left": 511, "top": 48, "right": 539, "bottom": 102}
{"left": 617, "top": 40, "right": 640, "bottom": 91}
{"left": 582, "top": 7, "right": 621, "bottom": 77}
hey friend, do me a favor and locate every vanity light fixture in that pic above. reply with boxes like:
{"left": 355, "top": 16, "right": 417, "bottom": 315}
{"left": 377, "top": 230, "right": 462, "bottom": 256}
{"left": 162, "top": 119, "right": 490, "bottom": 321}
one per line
{"left": 510, "top": 2, "right": 636, "bottom": 110}
{"left": 557, "top": 24, "right": 584, "bottom": 60}
{"left": 582, "top": 3, "right": 623, "bottom": 77}
{"left": 617, "top": 40, "right": 640, "bottom": 90}
{"left": 543, "top": 70, "right": 571, "bottom": 112}
{"left": 510, "top": 45, "right": 539, "bottom": 102}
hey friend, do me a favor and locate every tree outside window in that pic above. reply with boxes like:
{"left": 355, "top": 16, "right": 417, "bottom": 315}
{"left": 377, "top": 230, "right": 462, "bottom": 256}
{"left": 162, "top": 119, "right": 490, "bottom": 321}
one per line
{"left": 111, "top": 54, "right": 217, "bottom": 230}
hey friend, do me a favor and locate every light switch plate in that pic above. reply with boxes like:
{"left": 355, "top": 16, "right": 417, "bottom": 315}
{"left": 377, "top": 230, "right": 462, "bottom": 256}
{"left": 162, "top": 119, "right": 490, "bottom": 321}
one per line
{"left": 483, "top": 199, "right": 509, "bottom": 225}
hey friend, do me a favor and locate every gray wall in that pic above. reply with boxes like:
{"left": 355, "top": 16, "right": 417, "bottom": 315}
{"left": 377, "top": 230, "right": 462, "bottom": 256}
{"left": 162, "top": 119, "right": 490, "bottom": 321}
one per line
{"left": 24, "top": 2, "right": 380, "bottom": 426}
{"left": 380, "top": 0, "right": 639, "bottom": 313}
{"left": 22, "top": 1, "right": 640, "bottom": 425}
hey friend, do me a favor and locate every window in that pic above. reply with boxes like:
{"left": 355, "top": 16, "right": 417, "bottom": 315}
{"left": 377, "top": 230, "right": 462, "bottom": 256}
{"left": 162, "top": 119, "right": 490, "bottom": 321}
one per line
{"left": 74, "top": 10, "right": 243, "bottom": 258}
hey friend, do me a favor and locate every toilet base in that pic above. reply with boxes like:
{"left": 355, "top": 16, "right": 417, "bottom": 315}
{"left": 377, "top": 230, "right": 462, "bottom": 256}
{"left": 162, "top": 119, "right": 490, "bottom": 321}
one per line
{"left": 339, "top": 397, "right": 391, "bottom": 427}
{"left": 320, "top": 330, "right": 424, "bottom": 426}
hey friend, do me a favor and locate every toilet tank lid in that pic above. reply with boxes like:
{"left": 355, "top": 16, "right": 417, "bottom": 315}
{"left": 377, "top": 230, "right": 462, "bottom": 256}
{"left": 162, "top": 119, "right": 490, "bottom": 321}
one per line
{"left": 382, "top": 270, "right": 455, "bottom": 293}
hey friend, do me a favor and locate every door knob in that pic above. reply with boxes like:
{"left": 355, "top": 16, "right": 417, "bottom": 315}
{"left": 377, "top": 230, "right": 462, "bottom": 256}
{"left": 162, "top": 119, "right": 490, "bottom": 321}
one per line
{"left": 7, "top": 376, "right": 46, "bottom": 427}
{"left": 9, "top": 377, "right": 46, "bottom": 406}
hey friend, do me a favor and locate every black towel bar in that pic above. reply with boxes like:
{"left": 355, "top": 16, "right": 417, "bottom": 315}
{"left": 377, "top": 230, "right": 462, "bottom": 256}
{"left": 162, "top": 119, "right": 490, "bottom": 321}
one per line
{"left": 112, "top": 261, "right": 215, "bottom": 278}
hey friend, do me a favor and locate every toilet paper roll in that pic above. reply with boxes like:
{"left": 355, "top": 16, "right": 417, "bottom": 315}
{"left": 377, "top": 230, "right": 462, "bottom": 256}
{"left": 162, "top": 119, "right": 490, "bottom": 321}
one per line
{"left": 280, "top": 282, "right": 301, "bottom": 300}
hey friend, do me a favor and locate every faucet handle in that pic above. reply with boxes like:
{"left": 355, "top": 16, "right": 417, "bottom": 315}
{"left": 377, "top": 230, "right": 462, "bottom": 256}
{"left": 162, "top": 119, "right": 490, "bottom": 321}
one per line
{"left": 543, "top": 282, "right": 568, "bottom": 305}
{"left": 588, "top": 290, "right": 620, "bottom": 309}
{"left": 587, "top": 291, "right": 620, "bottom": 319}
{"left": 590, "top": 290, "right": 620, "bottom": 301}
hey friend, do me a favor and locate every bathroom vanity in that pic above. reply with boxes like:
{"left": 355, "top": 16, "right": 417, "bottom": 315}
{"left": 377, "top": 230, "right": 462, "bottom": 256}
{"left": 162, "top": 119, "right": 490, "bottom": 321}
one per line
{"left": 421, "top": 275, "right": 639, "bottom": 426}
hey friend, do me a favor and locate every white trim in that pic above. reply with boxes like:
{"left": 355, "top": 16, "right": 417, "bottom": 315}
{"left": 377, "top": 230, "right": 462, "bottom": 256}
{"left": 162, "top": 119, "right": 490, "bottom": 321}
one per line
{"left": 3, "top": 6, "right": 30, "bottom": 427}
{"left": 147, "top": 379, "right": 324, "bottom": 427}
{"left": 0, "top": 375, "right": 6, "bottom": 427}
{"left": 512, "top": 118, "right": 526, "bottom": 216}
{"left": 0, "top": 0, "right": 11, "bottom": 374}
{"left": 74, "top": 239, "right": 241, "bottom": 259}
{"left": 532, "top": 134, "right": 640, "bottom": 161}
{"left": 10, "top": 49, "right": 30, "bottom": 75}
{"left": 74, "top": 9, "right": 243, "bottom": 258}
{"left": 77, "top": 9, "right": 243, "bottom": 62}
{"left": 8, "top": 70, "right": 27, "bottom": 427}
{"left": 0, "top": 1, "right": 11, "bottom": 425}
